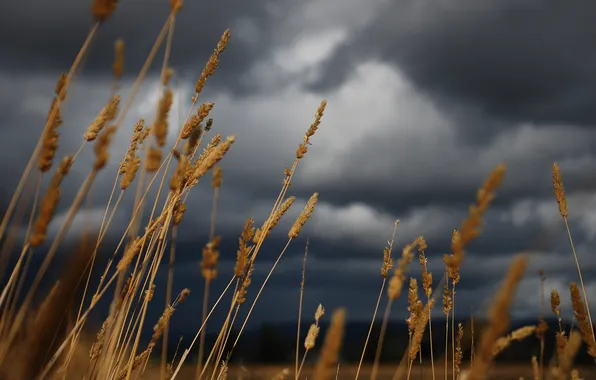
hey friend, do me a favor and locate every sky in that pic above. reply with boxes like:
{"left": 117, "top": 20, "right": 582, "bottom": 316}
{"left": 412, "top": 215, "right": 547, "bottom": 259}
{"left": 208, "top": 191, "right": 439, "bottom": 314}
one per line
{"left": 2, "top": 0, "right": 596, "bottom": 335}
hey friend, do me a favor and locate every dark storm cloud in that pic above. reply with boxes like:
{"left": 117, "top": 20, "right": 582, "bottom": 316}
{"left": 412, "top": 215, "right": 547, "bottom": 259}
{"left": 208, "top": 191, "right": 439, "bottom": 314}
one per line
{"left": 310, "top": 0, "right": 596, "bottom": 136}
{"left": 0, "top": 0, "right": 291, "bottom": 95}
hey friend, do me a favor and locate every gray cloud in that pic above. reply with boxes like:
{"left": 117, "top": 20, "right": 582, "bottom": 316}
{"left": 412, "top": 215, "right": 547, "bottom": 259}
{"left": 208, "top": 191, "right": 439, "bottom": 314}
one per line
{"left": 0, "top": 0, "right": 297, "bottom": 96}
{"left": 310, "top": 0, "right": 596, "bottom": 136}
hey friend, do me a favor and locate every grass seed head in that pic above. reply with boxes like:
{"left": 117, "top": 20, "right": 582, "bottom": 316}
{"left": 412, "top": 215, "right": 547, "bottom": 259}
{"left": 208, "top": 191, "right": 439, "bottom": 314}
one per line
{"left": 288, "top": 193, "right": 318, "bottom": 239}
{"left": 91, "top": 0, "right": 118, "bottom": 22}
{"left": 85, "top": 95, "right": 120, "bottom": 141}
{"left": 552, "top": 162, "right": 568, "bottom": 219}
{"left": 113, "top": 38, "right": 125, "bottom": 79}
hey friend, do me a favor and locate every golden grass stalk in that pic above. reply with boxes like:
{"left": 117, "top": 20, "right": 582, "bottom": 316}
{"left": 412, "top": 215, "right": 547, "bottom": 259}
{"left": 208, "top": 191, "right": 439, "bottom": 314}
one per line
{"left": 312, "top": 308, "right": 346, "bottom": 380}
{"left": 297, "top": 304, "right": 325, "bottom": 379}
{"left": 355, "top": 219, "right": 399, "bottom": 380}
{"left": 552, "top": 163, "right": 595, "bottom": 345}
{"left": 467, "top": 255, "right": 528, "bottom": 380}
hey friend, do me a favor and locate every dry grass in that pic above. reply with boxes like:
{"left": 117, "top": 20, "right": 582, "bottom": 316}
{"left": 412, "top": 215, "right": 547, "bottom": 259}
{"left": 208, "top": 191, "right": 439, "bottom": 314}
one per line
{"left": 0, "top": 1, "right": 595, "bottom": 380}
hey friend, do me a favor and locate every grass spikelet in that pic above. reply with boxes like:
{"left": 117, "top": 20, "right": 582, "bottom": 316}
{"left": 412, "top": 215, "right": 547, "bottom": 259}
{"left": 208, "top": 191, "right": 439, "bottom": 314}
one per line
{"left": 408, "top": 298, "right": 435, "bottom": 362}
{"left": 170, "top": 0, "right": 183, "bottom": 13}
{"left": 467, "top": 255, "right": 527, "bottom": 380}
{"left": 30, "top": 156, "right": 73, "bottom": 246}
{"left": 91, "top": 0, "right": 118, "bottom": 22}
{"left": 444, "top": 163, "right": 506, "bottom": 273}
{"left": 172, "top": 201, "right": 186, "bottom": 225}
{"left": 189, "top": 136, "right": 235, "bottom": 186}
{"left": 305, "top": 304, "right": 325, "bottom": 350}
{"left": 185, "top": 125, "right": 203, "bottom": 155}
{"left": 288, "top": 193, "right": 318, "bottom": 239}
{"left": 380, "top": 222, "right": 398, "bottom": 279}
{"left": 170, "top": 150, "right": 189, "bottom": 191}
{"left": 55, "top": 73, "right": 67, "bottom": 101}
{"left": 118, "top": 119, "right": 148, "bottom": 190}
{"left": 212, "top": 166, "right": 222, "bottom": 188}
{"left": 90, "top": 317, "right": 111, "bottom": 361}
{"left": 569, "top": 282, "right": 596, "bottom": 357}
{"left": 38, "top": 75, "right": 67, "bottom": 172}
{"left": 154, "top": 88, "right": 174, "bottom": 147}
{"left": 443, "top": 282, "right": 452, "bottom": 316}
{"left": 84, "top": 95, "right": 120, "bottom": 141}
{"left": 236, "top": 265, "right": 254, "bottom": 305}
{"left": 312, "top": 308, "right": 346, "bottom": 380}
{"left": 201, "top": 236, "right": 221, "bottom": 281}
{"left": 182, "top": 102, "right": 215, "bottom": 139}
{"left": 113, "top": 38, "right": 125, "bottom": 79}
{"left": 116, "top": 236, "right": 142, "bottom": 271}
{"left": 552, "top": 163, "right": 567, "bottom": 218}
{"left": 253, "top": 196, "right": 296, "bottom": 244}
{"left": 235, "top": 218, "right": 255, "bottom": 277}
{"left": 195, "top": 30, "right": 230, "bottom": 96}
{"left": 217, "top": 360, "right": 228, "bottom": 380}
{"left": 551, "top": 289, "right": 561, "bottom": 320}
{"left": 406, "top": 278, "right": 422, "bottom": 333}
{"left": 119, "top": 119, "right": 144, "bottom": 171}
{"left": 296, "top": 101, "right": 326, "bottom": 160}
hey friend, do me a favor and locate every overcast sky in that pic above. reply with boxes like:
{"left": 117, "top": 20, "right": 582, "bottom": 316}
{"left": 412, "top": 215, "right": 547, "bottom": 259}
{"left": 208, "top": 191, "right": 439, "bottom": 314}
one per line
{"left": 2, "top": 0, "right": 596, "bottom": 335}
